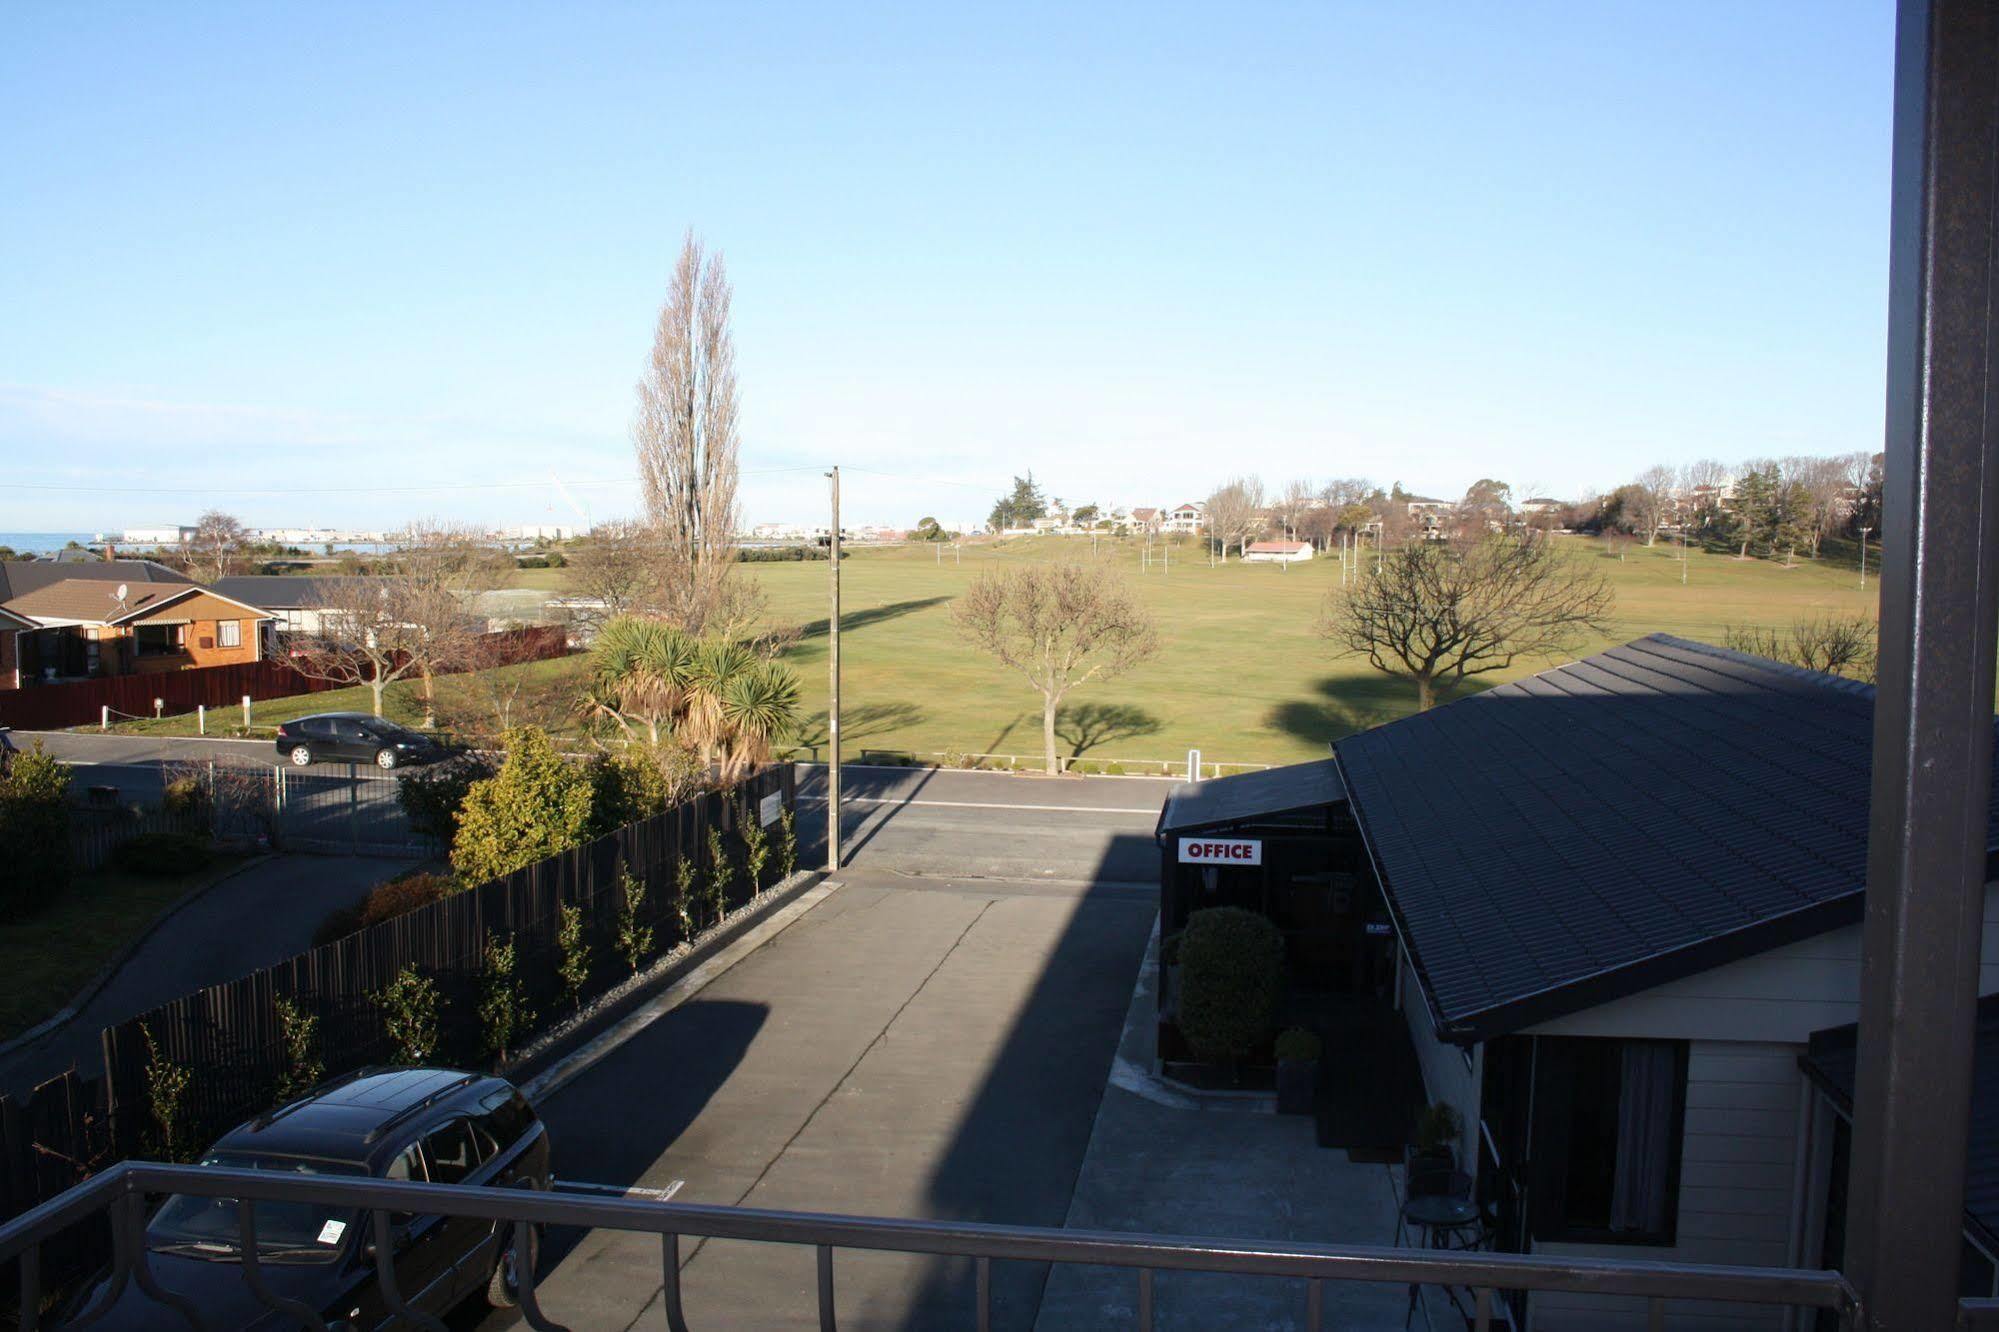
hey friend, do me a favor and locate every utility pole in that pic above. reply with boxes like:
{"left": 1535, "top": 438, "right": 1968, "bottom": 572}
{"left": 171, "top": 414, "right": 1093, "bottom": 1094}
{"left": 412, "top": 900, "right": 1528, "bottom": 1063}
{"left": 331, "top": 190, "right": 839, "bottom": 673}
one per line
{"left": 826, "top": 467, "right": 842, "bottom": 872}
{"left": 1860, "top": 525, "right": 1872, "bottom": 590}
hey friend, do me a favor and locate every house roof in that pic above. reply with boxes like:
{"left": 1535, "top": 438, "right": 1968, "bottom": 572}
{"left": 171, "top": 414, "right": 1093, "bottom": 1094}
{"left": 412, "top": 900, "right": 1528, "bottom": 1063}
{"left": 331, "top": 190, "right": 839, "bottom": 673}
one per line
{"left": 1333, "top": 633, "right": 1999, "bottom": 1045}
{"left": 1800, "top": 994, "right": 1999, "bottom": 1252}
{"left": 3, "top": 580, "right": 272, "bottom": 626}
{"left": 0, "top": 605, "right": 32, "bottom": 629}
{"left": 0, "top": 558, "right": 189, "bottom": 605}
{"left": 3, "top": 578, "right": 187, "bottom": 624}
{"left": 1246, "top": 540, "right": 1310, "bottom": 553}
{"left": 210, "top": 574, "right": 379, "bottom": 609}
{"left": 1157, "top": 758, "right": 1348, "bottom": 837}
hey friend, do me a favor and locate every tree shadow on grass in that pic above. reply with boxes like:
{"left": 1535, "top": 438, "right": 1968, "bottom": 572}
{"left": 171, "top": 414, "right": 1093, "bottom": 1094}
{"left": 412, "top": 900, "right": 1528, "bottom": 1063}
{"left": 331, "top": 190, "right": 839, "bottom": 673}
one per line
{"left": 1054, "top": 702, "right": 1162, "bottom": 758}
{"left": 795, "top": 596, "right": 951, "bottom": 641}
{"left": 1266, "top": 673, "right": 1493, "bottom": 747}
{"left": 787, "top": 702, "right": 927, "bottom": 761}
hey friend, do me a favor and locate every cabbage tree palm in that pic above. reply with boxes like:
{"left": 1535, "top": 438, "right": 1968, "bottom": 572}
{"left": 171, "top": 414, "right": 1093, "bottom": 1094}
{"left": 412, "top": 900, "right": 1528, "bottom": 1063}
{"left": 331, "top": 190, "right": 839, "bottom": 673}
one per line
{"left": 586, "top": 616, "right": 697, "bottom": 745}
{"left": 587, "top": 615, "right": 798, "bottom": 777}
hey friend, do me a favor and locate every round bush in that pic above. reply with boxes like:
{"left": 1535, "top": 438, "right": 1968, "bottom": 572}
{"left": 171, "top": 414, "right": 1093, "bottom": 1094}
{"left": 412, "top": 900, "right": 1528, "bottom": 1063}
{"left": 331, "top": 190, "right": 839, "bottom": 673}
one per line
{"left": 1176, "top": 907, "right": 1285, "bottom": 1063}
{"left": 111, "top": 832, "right": 212, "bottom": 877}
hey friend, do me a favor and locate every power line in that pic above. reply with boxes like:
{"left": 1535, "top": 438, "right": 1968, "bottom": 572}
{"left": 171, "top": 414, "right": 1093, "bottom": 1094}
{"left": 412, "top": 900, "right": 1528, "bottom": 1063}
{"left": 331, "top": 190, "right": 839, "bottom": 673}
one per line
{"left": 8, "top": 463, "right": 828, "bottom": 498}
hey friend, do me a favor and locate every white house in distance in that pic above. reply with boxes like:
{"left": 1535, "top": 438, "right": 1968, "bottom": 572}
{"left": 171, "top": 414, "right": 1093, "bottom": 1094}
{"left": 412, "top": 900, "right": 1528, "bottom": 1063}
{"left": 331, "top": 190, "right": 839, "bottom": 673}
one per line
{"left": 1242, "top": 540, "right": 1313, "bottom": 564}
{"left": 1160, "top": 502, "right": 1206, "bottom": 536}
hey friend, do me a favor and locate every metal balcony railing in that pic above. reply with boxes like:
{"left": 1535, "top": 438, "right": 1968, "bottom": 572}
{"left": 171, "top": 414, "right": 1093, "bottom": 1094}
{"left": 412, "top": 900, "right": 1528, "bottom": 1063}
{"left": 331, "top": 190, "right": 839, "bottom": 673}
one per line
{"left": 1, "top": 1161, "right": 1862, "bottom": 1331}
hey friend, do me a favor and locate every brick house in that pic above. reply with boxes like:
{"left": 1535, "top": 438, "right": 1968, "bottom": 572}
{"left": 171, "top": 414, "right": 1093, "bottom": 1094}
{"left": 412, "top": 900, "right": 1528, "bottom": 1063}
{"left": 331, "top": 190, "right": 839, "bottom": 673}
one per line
{"left": 3, "top": 580, "right": 274, "bottom": 685}
{"left": 0, "top": 606, "right": 31, "bottom": 691}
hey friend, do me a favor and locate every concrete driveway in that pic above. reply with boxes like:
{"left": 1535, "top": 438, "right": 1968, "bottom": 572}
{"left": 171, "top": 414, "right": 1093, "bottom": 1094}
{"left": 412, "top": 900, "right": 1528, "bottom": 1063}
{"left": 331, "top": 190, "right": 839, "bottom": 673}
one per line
{"left": 480, "top": 864, "right": 1157, "bottom": 1331}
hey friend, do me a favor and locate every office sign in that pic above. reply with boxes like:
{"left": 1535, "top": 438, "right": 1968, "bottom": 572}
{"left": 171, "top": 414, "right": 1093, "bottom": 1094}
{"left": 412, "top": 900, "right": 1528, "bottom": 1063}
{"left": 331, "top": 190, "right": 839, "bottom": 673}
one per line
{"left": 758, "top": 792, "right": 783, "bottom": 827}
{"left": 1178, "top": 837, "right": 1262, "bottom": 866}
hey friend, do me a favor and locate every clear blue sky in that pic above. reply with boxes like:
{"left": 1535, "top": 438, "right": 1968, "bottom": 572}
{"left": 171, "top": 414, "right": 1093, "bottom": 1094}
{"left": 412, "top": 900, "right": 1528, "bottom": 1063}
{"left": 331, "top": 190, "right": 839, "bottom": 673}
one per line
{"left": 0, "top": 2, "right": 1893, "bottom": 532}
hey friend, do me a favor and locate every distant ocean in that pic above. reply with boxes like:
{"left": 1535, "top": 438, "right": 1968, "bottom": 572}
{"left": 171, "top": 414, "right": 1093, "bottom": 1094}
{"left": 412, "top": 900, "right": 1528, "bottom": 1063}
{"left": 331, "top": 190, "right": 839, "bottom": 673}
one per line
{"left": 0, "top": 532, "right": 107, "bottom": 556}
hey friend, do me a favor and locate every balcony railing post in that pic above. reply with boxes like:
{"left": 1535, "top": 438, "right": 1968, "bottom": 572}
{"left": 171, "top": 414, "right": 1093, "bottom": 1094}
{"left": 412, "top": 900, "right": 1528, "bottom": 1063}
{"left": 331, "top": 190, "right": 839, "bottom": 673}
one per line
{"left": 1848, "top": 2, "right": 1999, "bottom": 1327}
{"left": 660, "top": 1231, "right": 691, "bottom": 1332}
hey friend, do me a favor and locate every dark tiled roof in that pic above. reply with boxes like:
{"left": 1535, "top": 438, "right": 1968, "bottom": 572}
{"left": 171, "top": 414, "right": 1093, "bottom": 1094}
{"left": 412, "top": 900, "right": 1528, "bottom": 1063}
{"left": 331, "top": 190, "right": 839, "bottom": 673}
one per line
{"left": 0, "top": 559, "right": 189, "bottom": 604}
{"left": 1802, "top": 994, "right": 1999, "bottom": 1251}
{"left": 1157, "top": 758, "right": 1347, "bottom": 836}
{"left": 210, "top": 575, "right": 376, "bottom": 609}
{"left": 1333, "top": 634, "right": 1999, "bottom": 1044}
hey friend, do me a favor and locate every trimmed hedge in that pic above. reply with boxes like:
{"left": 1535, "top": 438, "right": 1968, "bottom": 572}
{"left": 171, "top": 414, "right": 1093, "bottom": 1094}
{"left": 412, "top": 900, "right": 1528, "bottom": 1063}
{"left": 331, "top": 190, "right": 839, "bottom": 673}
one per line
{"left": 1176, "top": 907, "right": 1284, "bottom": 1063}
{"left": 111, "top": 833, "right": 212, "bottom": 878}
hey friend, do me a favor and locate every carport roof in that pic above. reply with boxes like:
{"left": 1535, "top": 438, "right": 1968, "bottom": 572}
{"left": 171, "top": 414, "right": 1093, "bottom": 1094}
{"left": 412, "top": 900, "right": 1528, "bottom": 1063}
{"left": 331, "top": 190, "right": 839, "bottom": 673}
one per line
{"left": 1156, "top": 758, "right": 1347, "bottom": 836}
{"left": 1332, "top": 633, "right": 1999, "bottom": 1045}
{"left": 1801, "top": 994, "right": 1999, "bottom": 1252}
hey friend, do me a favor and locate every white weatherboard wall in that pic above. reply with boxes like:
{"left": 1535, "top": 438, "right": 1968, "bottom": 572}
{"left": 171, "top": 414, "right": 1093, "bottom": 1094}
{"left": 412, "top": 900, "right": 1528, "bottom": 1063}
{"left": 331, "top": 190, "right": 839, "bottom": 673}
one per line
{"left": 1515, "top": 880, "right": 1999, "bottom": 1330}
{"left": 1398, "top": 947, "right": 1481, "bottom": 1173}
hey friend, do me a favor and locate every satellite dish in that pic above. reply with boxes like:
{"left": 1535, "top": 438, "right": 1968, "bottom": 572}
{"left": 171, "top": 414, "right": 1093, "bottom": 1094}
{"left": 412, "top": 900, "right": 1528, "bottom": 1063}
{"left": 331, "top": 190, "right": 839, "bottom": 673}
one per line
{"left": 114, "top": 584, "right": 129, "bottom": 603}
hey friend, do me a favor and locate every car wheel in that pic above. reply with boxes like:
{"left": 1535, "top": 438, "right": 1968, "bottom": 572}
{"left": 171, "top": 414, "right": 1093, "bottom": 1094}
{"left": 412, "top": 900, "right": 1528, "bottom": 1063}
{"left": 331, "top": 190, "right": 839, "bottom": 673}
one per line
{"left": 289, "top": 745, "right": 314, "bottom": 766}
{"left": 375, "top": 748, "right": 398, "bottom": 771}
{"left": 487, "top": 1223, "right": 541, "bottom": 1309}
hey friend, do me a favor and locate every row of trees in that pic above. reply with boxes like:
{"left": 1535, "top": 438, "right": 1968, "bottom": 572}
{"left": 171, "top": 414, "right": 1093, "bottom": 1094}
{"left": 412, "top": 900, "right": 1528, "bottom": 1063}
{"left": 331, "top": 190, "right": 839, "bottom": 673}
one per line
{"left": 1582, "top": 453, "right": 1882, "bottom": 561}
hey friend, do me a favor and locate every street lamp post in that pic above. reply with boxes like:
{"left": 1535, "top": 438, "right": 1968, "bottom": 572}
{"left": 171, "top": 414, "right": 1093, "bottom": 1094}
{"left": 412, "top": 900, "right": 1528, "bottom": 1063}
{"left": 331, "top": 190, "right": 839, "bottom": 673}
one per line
{"left": 826, "top": 467, "right": 842, "bottom": 872}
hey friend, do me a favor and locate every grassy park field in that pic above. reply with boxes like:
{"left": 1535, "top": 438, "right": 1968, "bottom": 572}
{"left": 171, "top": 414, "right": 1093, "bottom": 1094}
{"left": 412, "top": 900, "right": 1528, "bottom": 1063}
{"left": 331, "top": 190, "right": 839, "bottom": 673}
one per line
{"left": 103, "top": 534, "right": 1879, "bottom": 768}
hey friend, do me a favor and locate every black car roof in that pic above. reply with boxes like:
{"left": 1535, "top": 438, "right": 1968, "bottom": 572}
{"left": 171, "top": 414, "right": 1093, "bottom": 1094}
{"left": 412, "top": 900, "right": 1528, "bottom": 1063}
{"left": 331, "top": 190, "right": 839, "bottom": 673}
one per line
{"left": 211, "top": 1068, "right": 512, "bottom": 1167}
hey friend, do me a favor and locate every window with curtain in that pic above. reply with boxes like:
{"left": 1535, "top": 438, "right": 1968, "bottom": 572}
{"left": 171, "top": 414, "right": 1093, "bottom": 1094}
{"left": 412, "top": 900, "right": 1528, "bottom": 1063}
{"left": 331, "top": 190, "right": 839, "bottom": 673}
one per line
{"left": 218, "top": 619, "right": 240, "bottom": 647}
{"left": 1529, "top": 1037, "right": 1687, "bottom": 1246}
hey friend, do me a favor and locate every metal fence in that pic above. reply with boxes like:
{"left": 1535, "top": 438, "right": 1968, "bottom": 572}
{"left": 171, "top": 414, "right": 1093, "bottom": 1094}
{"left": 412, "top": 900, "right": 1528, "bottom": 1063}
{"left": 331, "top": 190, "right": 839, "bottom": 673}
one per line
{"left": 66, "top": 807, "right": 207, "bottom": 874}
{"left": 0, "top": 1161, "right": 1864, "bottom": 1332}
{"left": 268, "top": 762, "right": 435, "bottom": 857}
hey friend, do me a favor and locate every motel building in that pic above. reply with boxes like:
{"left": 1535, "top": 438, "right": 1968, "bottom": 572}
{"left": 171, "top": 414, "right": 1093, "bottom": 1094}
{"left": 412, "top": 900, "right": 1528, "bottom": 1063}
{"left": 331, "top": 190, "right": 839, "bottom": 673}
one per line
{"left": 1154, "top": 634, "right": 1999, "bottom": 1327}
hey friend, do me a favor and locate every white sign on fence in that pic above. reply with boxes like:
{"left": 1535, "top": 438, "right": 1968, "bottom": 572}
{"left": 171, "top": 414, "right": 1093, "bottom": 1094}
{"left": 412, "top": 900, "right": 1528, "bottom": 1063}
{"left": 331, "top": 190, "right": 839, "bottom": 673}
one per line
{"left": 759, "top": 792, "right": 783, "bottom": 827}
{"left": 1177, "top": 837, "right": 1262, "bottom": 866}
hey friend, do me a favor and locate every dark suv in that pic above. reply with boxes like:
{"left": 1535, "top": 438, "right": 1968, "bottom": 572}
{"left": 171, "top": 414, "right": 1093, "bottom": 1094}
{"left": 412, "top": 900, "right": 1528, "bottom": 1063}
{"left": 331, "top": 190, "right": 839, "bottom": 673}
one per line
{"left": 76, "top": 1068, "right": 552, "bottom": 1329}
{"left": 275, "top": 714, "right": 447, "bottom": 770}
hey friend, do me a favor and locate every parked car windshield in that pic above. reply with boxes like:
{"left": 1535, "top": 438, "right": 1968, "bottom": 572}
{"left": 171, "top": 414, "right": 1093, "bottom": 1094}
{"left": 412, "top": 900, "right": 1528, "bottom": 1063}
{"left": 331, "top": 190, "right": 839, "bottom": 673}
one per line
{"left": 148, "top": 1154, "right": 366, "bottom": 1263}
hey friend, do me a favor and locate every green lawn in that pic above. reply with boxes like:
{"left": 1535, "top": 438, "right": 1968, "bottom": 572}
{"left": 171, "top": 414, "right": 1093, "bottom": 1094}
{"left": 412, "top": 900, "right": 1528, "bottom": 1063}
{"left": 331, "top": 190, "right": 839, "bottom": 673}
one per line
{"left": 0, "top": 854, "right": 254, "bottom": 1040}
{"left": 747, "top": 534, "right": 1880, "bottom": 768}
{"left": 98, "top": 534, "right": 1880, "bottom": 767}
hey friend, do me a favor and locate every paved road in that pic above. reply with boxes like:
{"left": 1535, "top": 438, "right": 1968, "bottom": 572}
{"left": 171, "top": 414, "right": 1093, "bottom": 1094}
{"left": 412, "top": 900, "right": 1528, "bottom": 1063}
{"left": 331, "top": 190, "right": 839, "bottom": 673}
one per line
{"left": 16, "top": 734, "right": 1174, "bottom": 882}
{"left": 0, "top": 852, "right": 415, "bottom": 1096}
{"left": 481, "top": 868, "right": 1156, "bottom": 1331}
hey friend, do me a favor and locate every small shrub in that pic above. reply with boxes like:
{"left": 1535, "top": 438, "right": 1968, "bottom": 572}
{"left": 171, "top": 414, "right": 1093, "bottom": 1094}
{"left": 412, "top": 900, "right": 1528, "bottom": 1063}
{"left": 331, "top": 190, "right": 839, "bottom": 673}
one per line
{"left": 614, "top": 869, "right": 654, "bottom": 974}
{"left": 1175, "top": 907, "right": 1284, "bottom": 1064}
{"left": 669, "top": 858, "right": 696, "bottom": 941}
{"left": 142, "top": 1024, "right": 194, "bottom": 1162}
{"left": 450, "top": 728, "right": 595, "bottom": 884}
{"left": 1, "top": 743, "right": 76, "bottom": 911}
{"left": 314, "top": 871, "right": 458, "bottom": 946}
{"left": 588, "top": 745, "right": 700, "bottom": 835}
{"left": 374, "top": 965, "right": 440, "bottom": 1065}
{"left": 1104, "top": 762, "right": 1126, "bottom": 777}
{"left": 161, "top": 774, "right": 209, "bottom": 824}
{"left": 739, "top": 800, "right": 770, "bottom": 892}
{"left": 1415, "top": 1100, "right": 1464, "bottom": 1157}
{"left": 111, "top": 832, "right": 212, "bottom": 877}
{"left": 1274, "top": 1027, "right": 1322, "bottom": 1063}
{"left": 705, "top": 826, "right": 732, "bottom": 926}
{"left": 776, "top": 809, "right": 798, "bottom": 880}
{"left": 556, "top": 903, "right": 590, "bottom": 1011}
{"left": 477, "top": 933, "right": 535, "bottom": 1061}
{"left": 272, "top": 996, "right": 324, "bottom": 1101}
{"left": 398, "top": 752, "right": 497, "bottom": 840}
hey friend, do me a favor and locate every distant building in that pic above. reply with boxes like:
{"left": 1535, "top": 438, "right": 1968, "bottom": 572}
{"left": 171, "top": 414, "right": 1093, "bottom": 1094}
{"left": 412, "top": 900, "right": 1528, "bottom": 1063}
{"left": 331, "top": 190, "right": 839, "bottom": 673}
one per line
{"left": 1161, "top": 502, "right": 1206, "bottom": 536}
{"left": 1242, "top": 540, "right": 1314, "bottom": 564}
{"left": 121, "top": 525, "right": 197, "bottom": 547}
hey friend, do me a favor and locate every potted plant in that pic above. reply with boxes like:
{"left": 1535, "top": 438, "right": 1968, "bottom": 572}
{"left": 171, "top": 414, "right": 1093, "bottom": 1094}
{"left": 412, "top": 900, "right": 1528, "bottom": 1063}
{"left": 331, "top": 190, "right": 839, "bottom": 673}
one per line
{"left": 1412, "top": 1099, "right": 1464, "bottom": 1166}
{"left": 1274, "top": 1026, "right": 1322, "bottom": 1115}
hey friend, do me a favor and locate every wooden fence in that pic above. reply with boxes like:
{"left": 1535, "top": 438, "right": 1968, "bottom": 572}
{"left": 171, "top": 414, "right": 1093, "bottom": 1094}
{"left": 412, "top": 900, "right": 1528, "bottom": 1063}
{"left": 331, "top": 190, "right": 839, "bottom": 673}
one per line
{"left": 0, "top": 763, "right": 793, "bottom": 1245}
{"left": 0, "top": 624, "right": 568, "bottom": 732}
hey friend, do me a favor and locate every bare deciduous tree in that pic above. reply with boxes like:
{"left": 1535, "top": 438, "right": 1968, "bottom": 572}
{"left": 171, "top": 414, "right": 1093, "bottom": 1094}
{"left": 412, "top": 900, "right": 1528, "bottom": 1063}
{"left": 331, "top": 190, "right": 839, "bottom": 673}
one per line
{"left": 1323, "top": 533, "right": 1615, "bottom": 710}
{"left": 1680, "top": 458, "right": 1730, "bottom": 538}
{"left": 952, "top": 562, "right": 1160, "bottom": 774}
{"left": 561, "top": 519, "right": 671, "bottom": 637}
{"left": 633, "top": 231, "right": 755, "bottom": 634}
{"left": 1629, "top": 465, "right": 1676, "bottom": 545}
{"left": 1723, "top": 613, "right": 1876, "bottom": 681}
{"left": 1782, "top": 454, "right": 1861, "bottom": 558}
{"left": 186, "top": 510, "right": 249, "bottom": 582}
{"left": 1272, "top": 480, "right": 1316, "bottom": 541}
{"left": 1203, "top": 476, "right": 1267, "bottom": 561}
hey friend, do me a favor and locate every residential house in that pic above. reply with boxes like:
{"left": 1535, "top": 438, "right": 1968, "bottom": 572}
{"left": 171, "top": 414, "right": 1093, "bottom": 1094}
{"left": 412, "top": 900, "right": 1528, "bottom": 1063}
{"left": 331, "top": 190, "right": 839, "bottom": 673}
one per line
{"left": 210, "top": 575, "right": 387, "bottom": 649}
{"left": 1402, "top": 495, "right": 1453, "bottom": 536}
{"left": 1161, "top": 502, "right": 1206, "bottom": 536}
{"left": 1130, "top": 507, "right": 1163, "bottom": 534}
{"left": 1327, "top": 634, "right": 1999, "bottom": 1327}
{"left": 3, "top": 579, "right": 275, "bottom": 684}
{"left": 0, "top": 557, "right": 190, "bottom": 604}
{"left": 0, "top": 605, "right": 32, "bottom": 690}
{"left": 1242, "top": 540, "right": 1314, "bottom": 564}
{"left": 1517, "top": 497, "right": 1564, "bottom": 518}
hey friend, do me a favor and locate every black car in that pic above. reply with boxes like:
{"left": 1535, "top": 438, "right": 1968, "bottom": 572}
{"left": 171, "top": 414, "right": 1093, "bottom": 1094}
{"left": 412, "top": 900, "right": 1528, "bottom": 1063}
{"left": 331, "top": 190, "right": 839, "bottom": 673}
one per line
{"left": 75, "top": 1068, "right": 552, "bottom": 1329}
{"left": 275, "top": 714, "right": 446, "bottom": 770}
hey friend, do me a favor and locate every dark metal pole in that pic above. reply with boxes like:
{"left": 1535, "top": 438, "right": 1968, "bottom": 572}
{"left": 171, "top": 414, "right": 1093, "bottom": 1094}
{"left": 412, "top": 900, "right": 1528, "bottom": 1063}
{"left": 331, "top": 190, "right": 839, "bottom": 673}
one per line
{"left": 826, "top": 467, "right": 842, "bottom": 872}
{"left": 1847, "top": 3, "right": 1999, "bottom": 1325}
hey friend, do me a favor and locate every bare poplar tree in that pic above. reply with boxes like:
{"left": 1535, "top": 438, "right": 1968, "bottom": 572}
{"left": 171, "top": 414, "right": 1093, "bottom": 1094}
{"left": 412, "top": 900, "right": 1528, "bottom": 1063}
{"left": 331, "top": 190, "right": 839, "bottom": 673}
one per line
{"left": 633, "top": 231, "right": 752, "bottom": 634}
{"left": 1323, "top": 533, "right": 1614, "bottom": 710}
{"left": 1273, "top": 480, "right": 1316, "bottom": 540}
{"left": 952, "top": 563, "right": 1160, "bottom": 774}
{"left": 187, "top": 510, "right": 249, "bottom": 582}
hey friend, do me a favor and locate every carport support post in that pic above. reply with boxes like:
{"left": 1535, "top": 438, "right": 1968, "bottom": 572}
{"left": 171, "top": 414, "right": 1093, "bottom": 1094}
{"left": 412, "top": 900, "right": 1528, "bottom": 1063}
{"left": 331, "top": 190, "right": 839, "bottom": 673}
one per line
{"left": 1846, "top": 3, "right": 1999, "bottom": 1326}
{"left": 827, "top": 466, "right": 843, "bottom": 872}
{"left": 241, "top": 694, "right": 251, "bottom": 729}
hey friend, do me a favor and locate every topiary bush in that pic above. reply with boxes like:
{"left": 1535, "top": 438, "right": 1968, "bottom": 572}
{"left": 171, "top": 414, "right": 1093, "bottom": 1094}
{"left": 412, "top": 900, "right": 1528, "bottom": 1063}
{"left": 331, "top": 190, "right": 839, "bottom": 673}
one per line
{"left": 111, "top": 832, "right": 212, "bottom": 877}
{"left": 397, "top": 751, "right": 498, "bottom": 841}
{"left": 450, "top": 728, "right": 595, "bottom": 884}
{"left": 1176, "top": 907, "right": 1285, "bottom": 1064}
